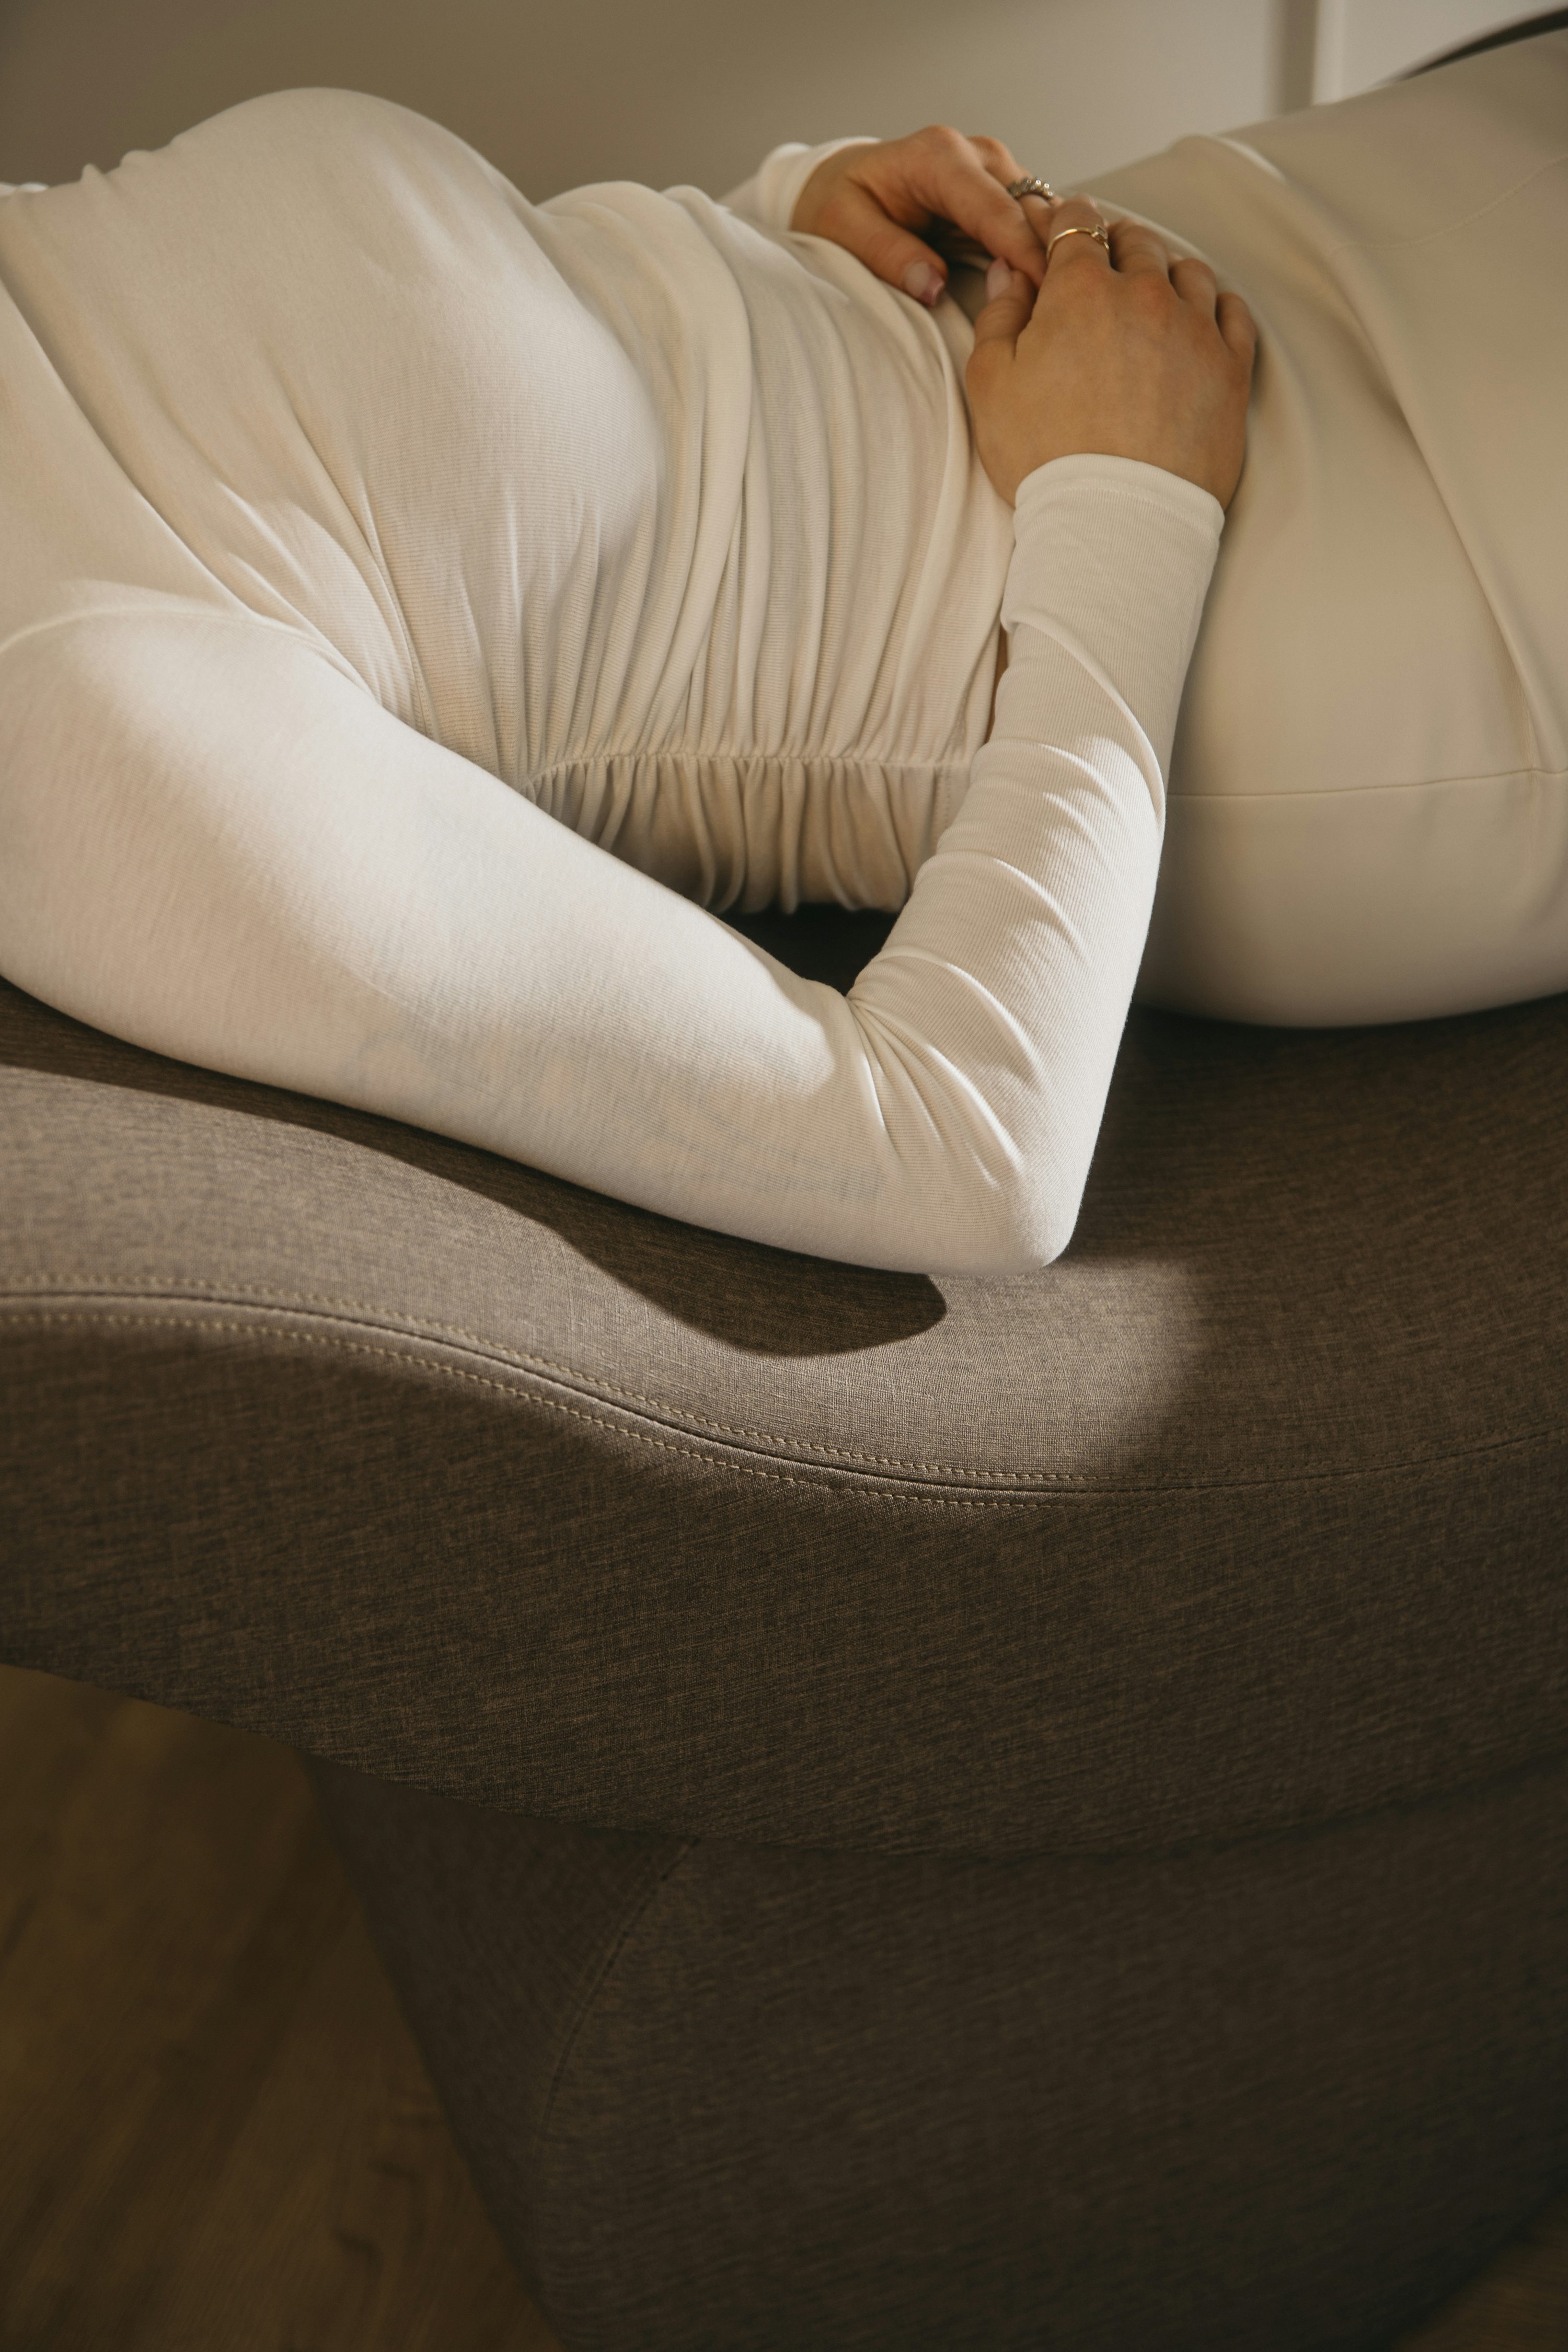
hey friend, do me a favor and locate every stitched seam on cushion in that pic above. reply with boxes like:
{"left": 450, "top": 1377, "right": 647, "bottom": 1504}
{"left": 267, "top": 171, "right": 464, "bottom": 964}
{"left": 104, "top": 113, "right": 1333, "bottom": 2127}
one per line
{"left": 0, "top": 1309, "right": 1083, "bottom": 1502}
{"left": 0, "top": 1280, "right": 1088, "bottom": 1482}
{"left": 535, "top": 1840, "right": 697, "bottom": 2159}
{"left": 2, "top": 1307, "right": 1563, "bottom": 1503}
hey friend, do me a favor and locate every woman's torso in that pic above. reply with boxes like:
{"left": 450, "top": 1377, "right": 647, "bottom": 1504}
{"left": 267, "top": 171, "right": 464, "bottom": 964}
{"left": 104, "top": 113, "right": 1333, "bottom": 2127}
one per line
{"left": 0, "top": 87, "right": 1013, "bottom": 914}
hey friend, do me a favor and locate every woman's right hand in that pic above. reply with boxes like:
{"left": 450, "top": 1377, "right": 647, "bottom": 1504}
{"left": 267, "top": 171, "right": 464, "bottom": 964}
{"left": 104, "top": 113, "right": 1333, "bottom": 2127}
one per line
{"left": 965, "top": 198, "right": 1257, "bottom": 509}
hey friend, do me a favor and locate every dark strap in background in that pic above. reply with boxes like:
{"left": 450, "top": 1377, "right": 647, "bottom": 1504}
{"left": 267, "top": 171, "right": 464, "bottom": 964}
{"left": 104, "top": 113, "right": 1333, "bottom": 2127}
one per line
{"left": 1413, "top": 8, "right": 1568, "bottom": 72}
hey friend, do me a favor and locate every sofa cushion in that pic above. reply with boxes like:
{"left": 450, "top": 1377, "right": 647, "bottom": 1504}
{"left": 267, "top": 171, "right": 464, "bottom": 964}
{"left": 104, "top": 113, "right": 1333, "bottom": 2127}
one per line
{"left": 2, "top": 907, "right": 1564, "bottom": 1857}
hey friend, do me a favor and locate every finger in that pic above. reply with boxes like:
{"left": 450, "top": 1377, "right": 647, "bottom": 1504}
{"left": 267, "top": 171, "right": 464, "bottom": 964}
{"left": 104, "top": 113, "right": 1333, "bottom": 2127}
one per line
{"left": 1216, "top": 288, "right": 1259, "bottom": 371}
{"left": 903, "top": 124, "right": 1048, "bottom": 284}
{"left": 963, "top": 130, "right": 1059, "bottom": 256}
{"left": 822, "top": 176, "right": 951, "bottom": 307}
{"left": 964, "top": 133, "right": 1023, "bottom": 188}
{"left": 1169, "top": 254, "right": 1218, "bottom": 319}
{"left": 1014, "top": 185, "right": 1062, "bottom": 271}
{"left": 970, "top": 261, "right": 1036, "bottom": 360}
{"left": 963, "top": 132, "right": 1060, "bottom": 255}
{"left": 1104, "top": 216, "right": 1172, "bottom": 279}
{"left": 1043, "top": 196, "right": 1111, "bottom": 271}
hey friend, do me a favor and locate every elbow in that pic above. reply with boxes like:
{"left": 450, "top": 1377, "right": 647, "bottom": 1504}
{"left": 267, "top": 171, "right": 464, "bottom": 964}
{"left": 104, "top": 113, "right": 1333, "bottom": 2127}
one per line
{"left": 963, "top": 1207, "right": 1079, "bottom": 1282}
{"left": 914, "top": 1169, "right": 1084, "bottom": 1281}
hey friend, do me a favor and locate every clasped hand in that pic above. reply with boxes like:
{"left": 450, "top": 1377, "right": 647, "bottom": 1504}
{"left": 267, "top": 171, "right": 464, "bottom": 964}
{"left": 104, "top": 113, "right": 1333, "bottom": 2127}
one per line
{"left": 789, "top": 126, "right": 1257, "bottom": 511}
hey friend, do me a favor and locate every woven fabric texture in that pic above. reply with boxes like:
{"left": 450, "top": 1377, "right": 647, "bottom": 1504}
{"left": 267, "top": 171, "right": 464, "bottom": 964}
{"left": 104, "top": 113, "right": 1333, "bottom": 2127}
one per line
{"left": 3, "top": 907, "right": 1565, "bottom": 1855}
{"left": 310, "top": 1745, "right": 1568, "bottom": 2350}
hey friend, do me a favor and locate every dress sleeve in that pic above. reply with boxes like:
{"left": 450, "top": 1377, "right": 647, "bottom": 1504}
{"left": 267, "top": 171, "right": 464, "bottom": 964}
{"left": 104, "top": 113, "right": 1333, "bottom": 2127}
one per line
{"left": 719, "top": 139, "right": 875, "bottom": 233}
{"left": 838, "top": 454, "right": 1223, "bottom": 1271}
{"left": 0, "top": 455, "right": 1220, "bottom": 1278}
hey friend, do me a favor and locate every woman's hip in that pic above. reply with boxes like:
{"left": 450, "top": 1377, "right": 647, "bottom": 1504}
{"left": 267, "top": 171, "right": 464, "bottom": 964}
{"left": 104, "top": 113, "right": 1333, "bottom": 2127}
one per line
{"left": 1083, "top": 34, "right": 1568, "bottom": 1022}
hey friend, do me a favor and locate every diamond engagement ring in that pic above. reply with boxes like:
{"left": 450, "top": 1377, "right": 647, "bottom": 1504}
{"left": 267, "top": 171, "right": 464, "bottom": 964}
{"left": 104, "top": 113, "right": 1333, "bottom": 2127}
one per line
{"left": 1006, "top": 174, "right": 1057, "bottom": 204}
{"left": 1046, "top": 222, "right": 1113, "bottom": 259}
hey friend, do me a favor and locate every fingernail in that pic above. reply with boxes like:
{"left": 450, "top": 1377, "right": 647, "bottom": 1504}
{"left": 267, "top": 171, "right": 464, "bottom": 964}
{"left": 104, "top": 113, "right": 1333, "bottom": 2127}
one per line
{"left": 986, "top": 257, "right": 1012, "bottom": 301}
{"left": 902, "top": 261, "right": 944, "bottom": 307}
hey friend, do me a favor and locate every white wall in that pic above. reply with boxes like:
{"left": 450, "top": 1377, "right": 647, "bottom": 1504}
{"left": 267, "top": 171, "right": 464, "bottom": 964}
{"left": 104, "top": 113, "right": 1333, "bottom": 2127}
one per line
{"left": 1310, "top": 0, "right": 1549, "bottom": 97}
{"left": 0, "top": 0, "right": 1289, "bottom": 201}
{"left": 0, "top": 0, "right": 1549, "bottom": 205}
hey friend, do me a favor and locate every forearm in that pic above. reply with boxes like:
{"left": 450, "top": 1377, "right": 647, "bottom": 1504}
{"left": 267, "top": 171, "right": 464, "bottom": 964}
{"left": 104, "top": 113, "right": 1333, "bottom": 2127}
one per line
{"left": 519, "top": 454, "right": 1223, "bottom": 1277}
{"left": 827, "top": 455, "right": 1221, "bottom": 1270}
{"left": 1, "top": 462, "right": 1218, "bottom": 1281}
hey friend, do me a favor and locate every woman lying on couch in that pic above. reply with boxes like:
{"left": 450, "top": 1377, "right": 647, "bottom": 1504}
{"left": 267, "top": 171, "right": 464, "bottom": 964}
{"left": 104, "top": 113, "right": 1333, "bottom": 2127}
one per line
{"left": 0, "top": 35, "right": 1561, "bottom": 1273}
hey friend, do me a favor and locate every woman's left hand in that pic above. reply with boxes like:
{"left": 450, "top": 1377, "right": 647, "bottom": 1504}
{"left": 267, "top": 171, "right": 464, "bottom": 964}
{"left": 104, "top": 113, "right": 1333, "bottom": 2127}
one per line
{"left": 789, "top": 127, "right": 1055, "bottom": 309}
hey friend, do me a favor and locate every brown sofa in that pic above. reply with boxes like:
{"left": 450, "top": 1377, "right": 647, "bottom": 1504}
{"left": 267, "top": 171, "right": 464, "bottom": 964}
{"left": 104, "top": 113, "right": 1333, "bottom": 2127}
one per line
{"left": 4, "top": 895, "right": 1566, "bottom": 2350}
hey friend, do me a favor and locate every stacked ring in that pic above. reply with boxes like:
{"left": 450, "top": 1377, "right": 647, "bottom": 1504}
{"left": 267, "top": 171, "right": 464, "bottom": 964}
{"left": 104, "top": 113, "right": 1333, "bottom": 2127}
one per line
{"left": 1046, "top": 222, "right": 1112, "bottom": 259}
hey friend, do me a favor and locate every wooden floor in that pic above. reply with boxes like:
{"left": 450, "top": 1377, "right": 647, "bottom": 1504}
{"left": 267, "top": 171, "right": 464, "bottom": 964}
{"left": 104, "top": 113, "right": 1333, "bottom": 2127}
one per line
{"left": 1, "top": 1664, "right": 1565, "bottom": 2352}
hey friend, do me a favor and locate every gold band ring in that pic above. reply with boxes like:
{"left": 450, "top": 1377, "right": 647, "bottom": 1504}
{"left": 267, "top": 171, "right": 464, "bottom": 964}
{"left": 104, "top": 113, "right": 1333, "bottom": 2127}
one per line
{"left": 1006, "top": 174, "right": 1057, "bottom": 203}
{"left": 1046, "top": 221, "right": 1112, "bottom": 260}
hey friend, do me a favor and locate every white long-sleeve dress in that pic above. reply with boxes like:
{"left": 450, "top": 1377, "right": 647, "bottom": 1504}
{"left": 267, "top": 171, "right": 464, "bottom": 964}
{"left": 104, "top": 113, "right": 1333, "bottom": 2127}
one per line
{"left": 1, "top": 39, "right": 1561, "bottom": 1275}
{"left": 0, "top": 86, "right": 1221, "bottom": 1275}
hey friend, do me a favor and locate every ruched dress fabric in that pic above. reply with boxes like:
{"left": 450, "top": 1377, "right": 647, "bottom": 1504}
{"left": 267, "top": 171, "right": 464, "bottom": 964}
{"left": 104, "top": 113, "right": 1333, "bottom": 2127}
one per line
{"left": 0, "top": 85, "right": 1221, "bottom": 1276}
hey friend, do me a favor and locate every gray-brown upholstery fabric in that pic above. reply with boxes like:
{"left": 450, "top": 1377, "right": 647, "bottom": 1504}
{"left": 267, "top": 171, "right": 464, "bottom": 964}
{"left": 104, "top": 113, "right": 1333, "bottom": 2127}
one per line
{"left": 2, "top": 910, "right": 1566, "bottom": 1857}
{"left": 308, "top": 1744, "right": 1568, "bottom": 2351}
{"left": 7, "top": 907, "right": 1567, "bottom": 2348}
